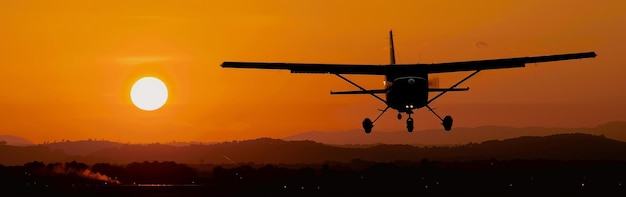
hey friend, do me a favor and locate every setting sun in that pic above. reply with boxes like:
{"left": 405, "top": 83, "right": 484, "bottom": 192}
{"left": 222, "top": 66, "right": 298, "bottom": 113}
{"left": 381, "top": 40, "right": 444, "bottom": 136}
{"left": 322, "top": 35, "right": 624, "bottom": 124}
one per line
{"left": 130, "top": 77, "right": 168, "bottom": 111}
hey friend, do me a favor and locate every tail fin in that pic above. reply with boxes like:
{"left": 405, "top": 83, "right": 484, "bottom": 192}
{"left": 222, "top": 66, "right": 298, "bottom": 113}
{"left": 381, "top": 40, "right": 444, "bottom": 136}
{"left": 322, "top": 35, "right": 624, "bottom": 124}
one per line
{"left": 389, "top": 30, "right": 396, "bottom": 65}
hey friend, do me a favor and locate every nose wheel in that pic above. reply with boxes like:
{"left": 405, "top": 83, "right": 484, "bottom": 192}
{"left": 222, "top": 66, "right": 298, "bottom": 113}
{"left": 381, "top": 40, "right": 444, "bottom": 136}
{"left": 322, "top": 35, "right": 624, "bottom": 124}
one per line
{"left": 406, "top": 117, "right": 414, "bottom": 132}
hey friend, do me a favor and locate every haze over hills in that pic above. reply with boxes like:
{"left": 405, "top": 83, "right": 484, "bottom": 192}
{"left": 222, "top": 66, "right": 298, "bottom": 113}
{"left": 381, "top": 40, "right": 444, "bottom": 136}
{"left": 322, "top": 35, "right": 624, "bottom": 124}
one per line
{"left": 284, "top": 121, "right": 626, "bottom": 145}
{"left": 1, "top": 121, "right": 624, "bottom": 166}
{"left": 2, "top": 121, "right": 624, "bottom": 147}
{"left": 2, "top": 132, "right": 626, "bottom": 166}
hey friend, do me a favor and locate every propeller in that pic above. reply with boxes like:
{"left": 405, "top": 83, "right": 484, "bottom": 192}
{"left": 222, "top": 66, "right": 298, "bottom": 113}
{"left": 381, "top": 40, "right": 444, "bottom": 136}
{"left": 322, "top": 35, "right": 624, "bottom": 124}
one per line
{"left": 428, "top": 77, "right": 439, "bottom": 88}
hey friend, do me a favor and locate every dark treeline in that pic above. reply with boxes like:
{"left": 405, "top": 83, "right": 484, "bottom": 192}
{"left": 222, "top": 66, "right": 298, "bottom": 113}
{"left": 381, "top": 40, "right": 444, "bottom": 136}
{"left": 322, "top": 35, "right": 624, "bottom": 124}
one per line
{"left": 1, "top": 159, "right": 625, "bottom": 196}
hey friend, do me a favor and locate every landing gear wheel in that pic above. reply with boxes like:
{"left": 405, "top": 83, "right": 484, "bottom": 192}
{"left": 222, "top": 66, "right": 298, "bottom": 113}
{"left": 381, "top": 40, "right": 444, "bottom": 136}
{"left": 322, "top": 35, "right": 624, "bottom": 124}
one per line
{"left": 397, "top": 113, "right": 402, "bottom": 120}
{"left": 362, "top": 118, "right": 374, "bottom": 134}
{"left": 406, "top": 118, "right": 414, "bottom": 132}
{"left": 442, "top": 115, "right": 453, "bottom": 131}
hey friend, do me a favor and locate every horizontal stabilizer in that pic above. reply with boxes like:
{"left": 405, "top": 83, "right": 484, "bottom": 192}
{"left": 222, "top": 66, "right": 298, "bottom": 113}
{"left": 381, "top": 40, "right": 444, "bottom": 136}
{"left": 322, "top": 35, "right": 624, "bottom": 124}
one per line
{"left": 428, "top": 87, "right": 470, "bottom": 92}
{"left": 330, "top": 89, "right": 387, "bottom": 95}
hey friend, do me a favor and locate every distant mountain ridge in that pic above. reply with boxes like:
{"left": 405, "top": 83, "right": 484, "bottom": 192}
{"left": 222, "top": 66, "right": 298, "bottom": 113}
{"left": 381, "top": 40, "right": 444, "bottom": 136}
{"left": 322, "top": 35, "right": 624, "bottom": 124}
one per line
{"left": 0, "top": 135, "right": 34, "bottom": 146}
{"left": 43, "top": 140, "right": 123, "bottom": 156}
{"left": 2, "top": 133, "right": 626, "bottom": 166}
{"left": 284, "top": 121, "right": 626, "bottom": 145}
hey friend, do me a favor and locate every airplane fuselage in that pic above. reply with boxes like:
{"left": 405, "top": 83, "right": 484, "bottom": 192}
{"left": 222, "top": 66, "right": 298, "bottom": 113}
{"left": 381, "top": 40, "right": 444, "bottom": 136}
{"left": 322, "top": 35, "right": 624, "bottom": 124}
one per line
{"left": 385, "top": 73, "right": 428, "bottom": 113}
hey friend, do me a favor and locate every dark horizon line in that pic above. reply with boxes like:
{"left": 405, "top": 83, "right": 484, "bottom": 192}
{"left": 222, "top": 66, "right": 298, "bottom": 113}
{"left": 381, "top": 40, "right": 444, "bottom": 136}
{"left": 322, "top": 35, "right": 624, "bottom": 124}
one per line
{"left": 2, "top": 120, "right": 625, "bottom": 146}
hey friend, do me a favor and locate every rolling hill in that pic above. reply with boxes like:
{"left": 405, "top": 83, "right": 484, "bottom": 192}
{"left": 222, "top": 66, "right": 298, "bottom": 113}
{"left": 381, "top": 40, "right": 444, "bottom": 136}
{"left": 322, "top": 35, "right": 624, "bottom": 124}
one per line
{"left": 1, "top": 133, "right": 626, "bottom": 166}
{"left": 0, "top": 135, "right": 34, "bottom": 146}
{"left": 284, "top": 121, "right": 626, "bottom": 145}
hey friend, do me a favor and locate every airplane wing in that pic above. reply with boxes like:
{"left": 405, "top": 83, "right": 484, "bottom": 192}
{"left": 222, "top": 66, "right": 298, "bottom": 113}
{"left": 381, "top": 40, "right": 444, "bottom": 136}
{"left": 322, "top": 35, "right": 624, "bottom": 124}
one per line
{"left": 418, "top": 51, "right": 597, "bottom": 74}
{"left": 220, "top": 62, "right": 389, "bottom": 75}
{"left": 221, "top": 51, "right": 596, "bottom": 75}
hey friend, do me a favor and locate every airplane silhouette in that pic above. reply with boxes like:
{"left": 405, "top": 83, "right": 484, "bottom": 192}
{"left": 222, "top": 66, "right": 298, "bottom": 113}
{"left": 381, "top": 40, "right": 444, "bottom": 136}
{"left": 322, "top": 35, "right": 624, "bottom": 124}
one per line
{"left": 221, "top": 30, "right": 596, "bottom": 133}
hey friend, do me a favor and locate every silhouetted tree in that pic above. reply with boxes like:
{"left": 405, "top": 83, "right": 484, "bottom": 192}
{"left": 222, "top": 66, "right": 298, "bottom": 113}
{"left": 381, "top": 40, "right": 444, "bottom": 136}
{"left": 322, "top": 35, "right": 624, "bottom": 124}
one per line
{"left": 125, "top": 161, "right": 197, "bottom": 184}
{"left": 91, "top": 163, "right": 126, "bottom": 182}
{"left": 65, "top": 161, "right": 88, "bottom": 171}
{"left": 24, "top": 161, "right": 46, "bottom": 172}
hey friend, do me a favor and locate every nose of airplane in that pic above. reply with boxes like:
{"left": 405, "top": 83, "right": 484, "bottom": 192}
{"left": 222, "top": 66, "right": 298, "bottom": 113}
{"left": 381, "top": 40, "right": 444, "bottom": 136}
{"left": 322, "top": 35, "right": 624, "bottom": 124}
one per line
{"left": 408, "top": 78, "right": 415, "bottom": 85}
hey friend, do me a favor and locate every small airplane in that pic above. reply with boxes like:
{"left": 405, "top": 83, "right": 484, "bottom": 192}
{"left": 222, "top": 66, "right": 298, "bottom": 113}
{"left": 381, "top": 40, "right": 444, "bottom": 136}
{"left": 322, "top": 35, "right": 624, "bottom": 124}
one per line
{"left": 221, "top": 30, "right": 596, "bottom": 133}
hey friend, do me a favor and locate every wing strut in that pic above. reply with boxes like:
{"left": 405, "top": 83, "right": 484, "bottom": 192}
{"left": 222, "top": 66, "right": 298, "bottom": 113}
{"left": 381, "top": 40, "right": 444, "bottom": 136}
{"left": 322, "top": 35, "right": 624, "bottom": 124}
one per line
{"left": 373, "top": 106, "right": 391, "bottom": 123}
{"left": 427, "top": 70, "right": 481, "bottom": 104}
{"left": 334, "top": 74, "right": 387, "bottom": 104}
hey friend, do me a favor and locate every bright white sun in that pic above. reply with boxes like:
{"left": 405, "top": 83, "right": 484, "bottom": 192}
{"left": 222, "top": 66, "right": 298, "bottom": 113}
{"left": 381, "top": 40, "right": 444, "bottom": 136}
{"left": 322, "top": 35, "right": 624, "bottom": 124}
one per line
{"left": 130, "top": 77, "right": 168, "bottom": 111}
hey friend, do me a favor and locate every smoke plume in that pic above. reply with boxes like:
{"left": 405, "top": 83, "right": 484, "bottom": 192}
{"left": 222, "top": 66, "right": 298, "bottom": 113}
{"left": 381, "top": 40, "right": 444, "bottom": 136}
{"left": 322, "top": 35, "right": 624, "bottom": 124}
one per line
{"left": 51, "top": 163, "right": 121, "bottom": 184}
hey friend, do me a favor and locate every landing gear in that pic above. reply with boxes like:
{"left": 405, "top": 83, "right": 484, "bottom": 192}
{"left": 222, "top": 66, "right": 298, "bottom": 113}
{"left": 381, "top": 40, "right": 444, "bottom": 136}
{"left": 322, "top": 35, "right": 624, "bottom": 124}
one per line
{"left": 423, "top": 70, "right": 478, "bottom": 132}
{"left": 406, "top": 110, "right": 413, "bottom": 133}
{"left": 362, "top": 118, "right": 374, "bottom": 134}
{"left": 363, "top": 108, "right": 416, "bottom": 133}
{"left": 363, "top": 106, "right": 452, "bottom": 133}
{"left": 361, "top": 106, "right": 390, "bottom": 133}
{"left": 442, "top": 115, "right": 453, "bottom": 131}
{"left": 426, "top": 105, "right": 453, "bottom": 131}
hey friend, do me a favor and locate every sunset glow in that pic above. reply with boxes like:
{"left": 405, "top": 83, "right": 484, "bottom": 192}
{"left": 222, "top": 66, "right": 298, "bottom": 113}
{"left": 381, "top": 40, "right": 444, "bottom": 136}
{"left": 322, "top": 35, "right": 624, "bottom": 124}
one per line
{"left": 0, "top": 0, "right": 624, "bottom": 144}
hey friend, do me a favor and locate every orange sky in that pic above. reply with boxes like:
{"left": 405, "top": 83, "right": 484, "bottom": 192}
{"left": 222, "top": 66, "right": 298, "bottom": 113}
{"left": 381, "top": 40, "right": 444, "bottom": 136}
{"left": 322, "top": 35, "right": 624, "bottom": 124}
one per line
{"left": 0, "top": 0, "right": 624, "bottom": 144}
